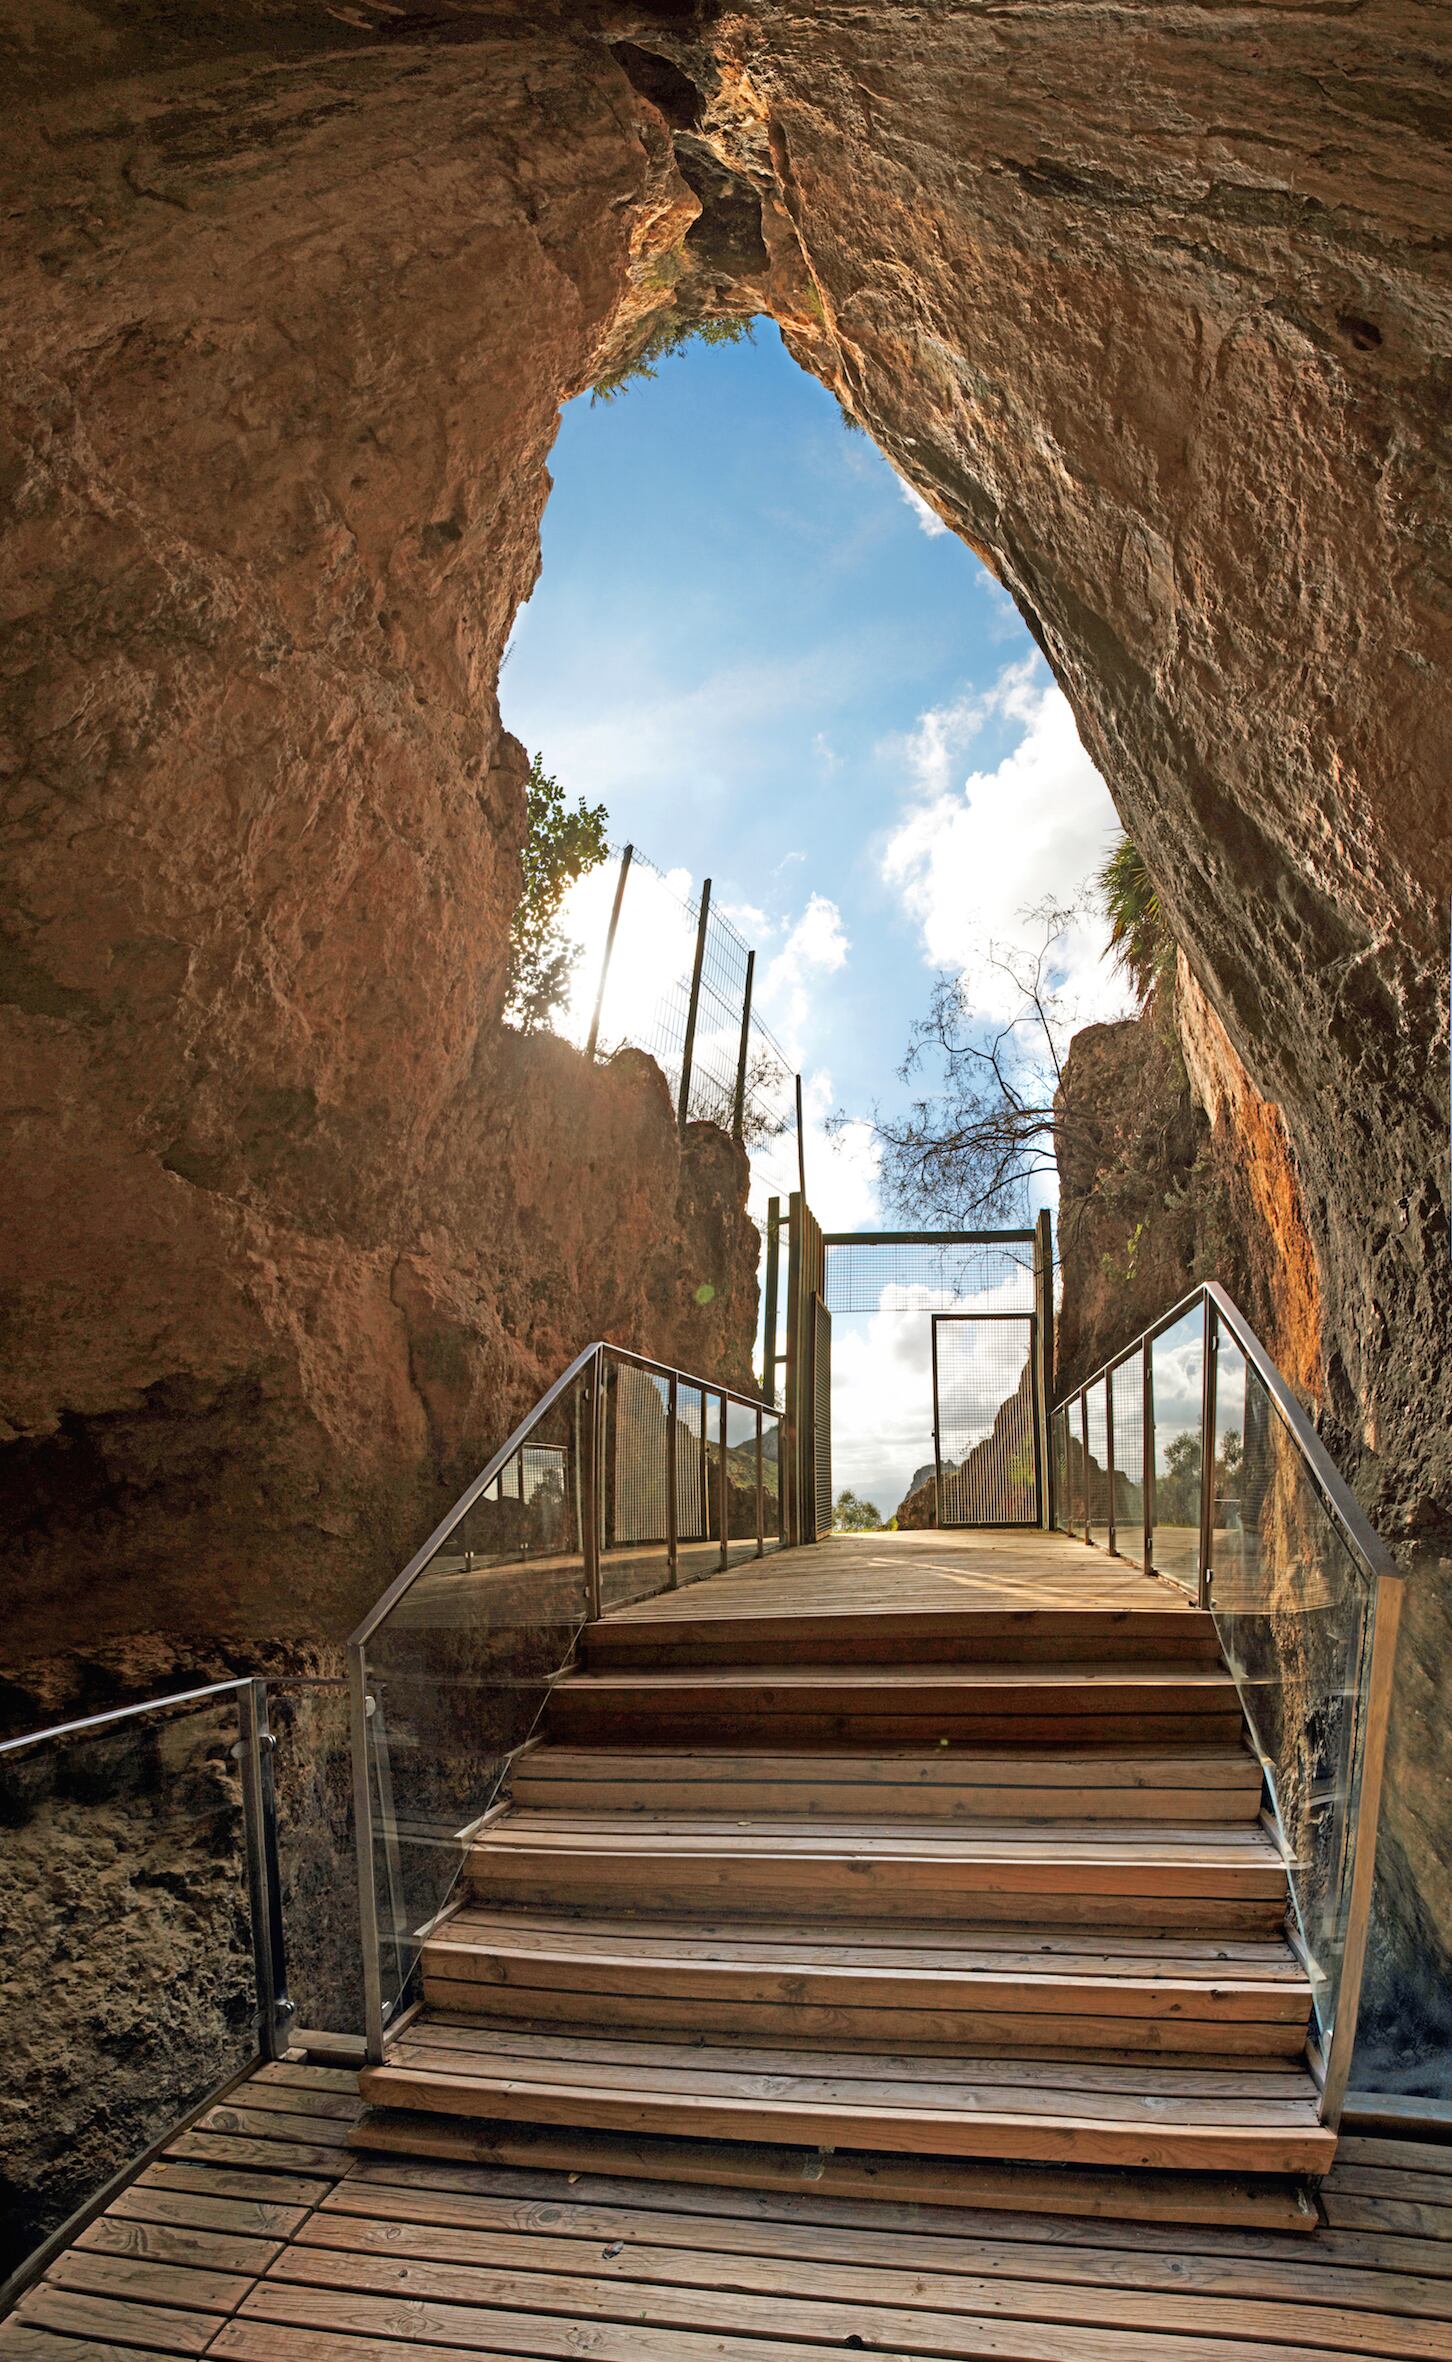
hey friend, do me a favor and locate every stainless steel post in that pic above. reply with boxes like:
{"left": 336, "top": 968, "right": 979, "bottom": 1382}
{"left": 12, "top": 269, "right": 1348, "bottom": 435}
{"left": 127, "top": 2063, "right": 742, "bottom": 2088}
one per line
{"left": 718, "top": 1389, "right": 730, "bottom": 1569}
{"left": 236, "top": 1679, "right": 291, "bottom": 2062}
{"left": 348, "top": 1647, "right": 386, "bottom": 2065}
{"left": 1198, "top": 1293, "right": 1217, "bottom": 1607}
{"left": 666, "top": 1374, "right": 679, "bottom": 1589}
{"left": 755, "top": 1406, "right": 765, "bottom": 1557}
{"left": 1142, "top": 1342, "right": 1155, "bottom": 1573}
{"left": 1105, "top": 1364, "right": 1118, "bottom": 1557}
{"left": 581, "top": 1359, "right": 602, "bottom": 1621}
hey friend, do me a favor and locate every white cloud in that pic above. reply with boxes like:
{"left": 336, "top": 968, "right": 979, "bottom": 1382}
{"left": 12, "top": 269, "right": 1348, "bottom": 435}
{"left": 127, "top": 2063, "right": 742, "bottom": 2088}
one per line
{"left": 758, "top": 894, "right": 849, "bottom": 1064}
{"left": 882, "top": 658, "right": 1135, "bottom": 1030}
{"left": 898, "top": 478, "right": 950, "bottom": 539}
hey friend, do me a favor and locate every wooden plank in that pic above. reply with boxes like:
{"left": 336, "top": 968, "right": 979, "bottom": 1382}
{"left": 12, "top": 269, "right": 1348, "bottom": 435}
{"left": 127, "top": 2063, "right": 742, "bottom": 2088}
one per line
{"left": 394, "top": 2013, "right": 1319, "bottom": 2094}
{"left": 192, "top": 2104, "right": 354, "bottom": 2149}
{"left": 107, "top": 2186, "right": 310, "bottom": 2241}
{"left": 424, "top": 1930, "right": 1307, "bottom": 2014}
{"left": 517, "top": 1745, "right": 1263, "bottom": 1787}
{"left": 11, "top": 2287, "right": 218, "bottom": 2358}
{"left": 163, "top": 2131, "right": 354, "bottom": 2177}
{"left": 323, "top": 2172, "right": 1452, "bottom": 2317}
{"left": 380, "top": 2034, "right": 1321, "bottom": 2123}
{"left": 415, "top": 1980, "right": 1306, "bottom": 2055}
{"left": 0, "top": 2327, "right": 184, "bottom": 2362}
{"left": 291, "top": 2206, "right": 1452, "bottom": 2359}
{"left": 245, "top": 2240, "right": 1358, "bottom": 2361}
{"left": 358, "top": 2061, "right": 1338, "bottom": 2173}
{"left": 139, "top": 2162, "right": 337, "bottom": 2210}
{"left": 78, "top": 2217, "right": 282, "bottom": 2278}
{"left": 46, "top": 2249, "right": 252, "bottom": 2316}
{"left": 346, "top": 2118, "right": 1321, "bottom": 2230}
{"left": 437, "top": 1906, "right": 1303, "bottom": 1969}
{"left": 582, "top": 1607, "right": 1224, "bottom": 1666}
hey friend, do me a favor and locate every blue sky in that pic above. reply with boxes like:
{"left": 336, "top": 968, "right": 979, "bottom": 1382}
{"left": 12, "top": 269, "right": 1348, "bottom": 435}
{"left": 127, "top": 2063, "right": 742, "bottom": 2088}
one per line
{"left": 504, "top": 323, "right": 1134, "bottom": 1505}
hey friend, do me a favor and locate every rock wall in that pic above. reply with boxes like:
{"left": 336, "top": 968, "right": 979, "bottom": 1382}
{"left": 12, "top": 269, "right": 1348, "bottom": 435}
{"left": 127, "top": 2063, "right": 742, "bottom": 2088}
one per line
{"left": 1, "top": 20, "right": 758, "bottom": 1682}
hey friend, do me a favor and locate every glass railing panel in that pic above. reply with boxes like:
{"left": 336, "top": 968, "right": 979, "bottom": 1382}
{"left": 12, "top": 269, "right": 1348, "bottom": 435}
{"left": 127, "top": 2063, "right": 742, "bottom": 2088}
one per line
{"left": 357, "top": 1367, "right": 591, "bottom": 2032}
{"left": 1068, "top": 1399, "right": 1088, "bottom": 1533}
{"left": 1206, "top": 1330, "right": 1379, "bottom": 2051}
{"left": 1150, "top": 1306, "right": 1204, "bottom": 1589}
{"left": 725, "top": 1398, "right": 760, "bottom": 1563}
{"left": 268, "top": 1677, "right": 360, "bottom": 2037}
{"left": 761, "top": 1410, "right": 782, "bottom": 1547}
{"left": 600, "top": 1355, "right": 674, "bottom": 1611}
{"left": 0, "top": 1689, "right": 259, "bottom": 2280}
{"left": 1084, "top": 1378, "right": 1111, "bottom": 1539}
{"left": 673, "top": 1379, "right": 717, "bottom": 1584}
{"left": 1110, "top": 1351, "right": 1145, "bottom": 1565}
{"left": 1051, "top": 1405, "right": 1071, "bottom": 1532}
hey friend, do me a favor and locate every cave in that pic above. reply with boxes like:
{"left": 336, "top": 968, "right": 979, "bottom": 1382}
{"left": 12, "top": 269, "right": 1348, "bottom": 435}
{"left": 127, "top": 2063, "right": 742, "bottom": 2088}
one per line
{"left": 3, "top": 0, "right": 1450, "bottom": 2197}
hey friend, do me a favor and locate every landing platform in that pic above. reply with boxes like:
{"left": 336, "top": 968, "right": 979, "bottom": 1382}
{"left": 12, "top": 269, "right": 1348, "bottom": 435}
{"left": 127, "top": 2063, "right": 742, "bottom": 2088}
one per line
{"left": 613, "top": 1526, "right": 1185, "bottom": 1620}
{"left": 7, "top": 2059, "right": 1450, "bottom": 2362}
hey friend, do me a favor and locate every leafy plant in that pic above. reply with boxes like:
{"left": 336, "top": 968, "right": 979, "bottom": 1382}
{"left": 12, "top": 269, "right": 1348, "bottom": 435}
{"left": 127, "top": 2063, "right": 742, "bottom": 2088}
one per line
{"left": 833, "top": 1489, "right": 884, "bottom": 1532}
{"left": 1097, "top": 832, "right": 1175, "bottom": 1004}
{"left": 506, "top": 754, "right": 609, "bottom": 1033}
{"left": 591, "top": 313, "right": 755, "bottom": 404}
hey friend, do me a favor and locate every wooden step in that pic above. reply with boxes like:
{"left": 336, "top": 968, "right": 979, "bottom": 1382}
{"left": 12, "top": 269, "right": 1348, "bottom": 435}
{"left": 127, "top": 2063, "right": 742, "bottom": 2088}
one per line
{"left": 343, "top": 2117, "right": 1321, "bottom": 2231}
{"left": 358, "top": 2014, "right": 1336, "bottom": 2176}
{"left": 421, "top": 1904, "right": 1312, "bottom": 2055}
{"left": 510, "top": 1743, "right": 1265, "bottom": 1823}
{"left": 583, "top": 1605, "right": 1224, "bottom": 1669}
{"left": 464, "top": 1809, "right": 1290, "bottom": 1931}
{"left": 546, "top": 1662, "right": 1247, "bottom": 1749}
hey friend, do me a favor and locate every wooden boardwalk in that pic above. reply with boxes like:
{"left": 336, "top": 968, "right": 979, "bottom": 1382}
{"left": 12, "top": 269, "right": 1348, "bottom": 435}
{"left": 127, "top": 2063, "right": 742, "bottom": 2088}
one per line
{"left": 6, "top": 2058, "right": 1452, "bottom": 2362}
{"left": 618, "top": 1527, "right": 1188, "bottom": 1619}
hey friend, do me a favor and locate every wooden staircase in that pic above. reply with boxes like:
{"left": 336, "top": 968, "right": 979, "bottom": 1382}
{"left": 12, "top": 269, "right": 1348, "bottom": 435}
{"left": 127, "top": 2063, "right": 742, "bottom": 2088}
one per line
{"left": 355, "top": 1599, "right": 1335, "bottom": 2201}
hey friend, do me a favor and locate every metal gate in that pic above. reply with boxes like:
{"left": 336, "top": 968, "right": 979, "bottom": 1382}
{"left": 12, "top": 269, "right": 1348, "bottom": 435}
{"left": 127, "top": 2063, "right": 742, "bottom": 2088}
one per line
{"left": 811, "top": 1294, "right": 832, "bottom": 1538}
{"left": 932, "top": 1311, "right": 1042, "bottom": 1527}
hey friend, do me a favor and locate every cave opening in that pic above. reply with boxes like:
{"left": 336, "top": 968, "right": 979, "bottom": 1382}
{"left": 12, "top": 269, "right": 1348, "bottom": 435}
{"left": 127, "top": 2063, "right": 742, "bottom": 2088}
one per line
{"left": 502, "top": 316, "right": 1136, "bottom": 1522}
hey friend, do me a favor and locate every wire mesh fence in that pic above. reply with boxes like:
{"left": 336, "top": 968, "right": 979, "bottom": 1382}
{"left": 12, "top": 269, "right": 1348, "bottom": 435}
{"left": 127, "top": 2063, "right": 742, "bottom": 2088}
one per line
{"left": 557, "top": 842, "right": 802, "bottom": 1220}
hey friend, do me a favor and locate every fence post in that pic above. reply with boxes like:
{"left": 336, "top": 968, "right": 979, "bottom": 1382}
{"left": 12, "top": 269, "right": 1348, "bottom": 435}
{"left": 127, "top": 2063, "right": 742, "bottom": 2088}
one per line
{"left": 678, "top": 877, "right": 712, "bottom": 1127}
{"left": 732, "top": 948, "right": 755, "bottom": 1142}
{"left": 795, "top": 1072, "right": 807, "bottom": 1201}
{"left": 1079, "top": 1389, "right": 1091, "bottom": 1543}
{"left": 762, "top": 1196, "right": 781, "bottom": 1408}
{"left": 755, "top": 1407, "right": 765, "bottom": 1558}
{"left": 585, "top": 844, "right": 633, "bottom": 1061}
{"left": 1032, "top": 1208, "right": 1054, "bottom": 1529}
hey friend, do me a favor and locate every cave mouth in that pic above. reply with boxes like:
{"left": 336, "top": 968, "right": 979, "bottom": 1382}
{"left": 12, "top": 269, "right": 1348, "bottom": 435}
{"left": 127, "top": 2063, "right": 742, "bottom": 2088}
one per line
{"left": 502, "top": 316, "right": 1140, "bottom": 1522}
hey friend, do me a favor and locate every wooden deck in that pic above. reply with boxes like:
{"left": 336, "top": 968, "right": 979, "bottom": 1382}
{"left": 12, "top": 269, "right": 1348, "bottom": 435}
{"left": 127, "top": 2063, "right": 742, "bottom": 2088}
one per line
{"left": 7, "top": 2058, "right": 1452, "bottom": 2362}
{"left": 617, "top": 1527, "right": 1187, "bottom": 1619}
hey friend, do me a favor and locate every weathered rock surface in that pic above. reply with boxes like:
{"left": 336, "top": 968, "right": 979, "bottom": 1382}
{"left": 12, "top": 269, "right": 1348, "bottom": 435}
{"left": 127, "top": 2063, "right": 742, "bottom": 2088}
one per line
{"left": 2, "top": 0, "right": 1449, "bottom": 2081}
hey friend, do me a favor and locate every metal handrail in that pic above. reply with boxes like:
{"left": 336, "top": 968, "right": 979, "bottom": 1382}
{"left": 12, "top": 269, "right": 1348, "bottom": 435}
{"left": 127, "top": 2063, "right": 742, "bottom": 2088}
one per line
{"left": 1056, "top": 1280, "right": 1395, "bottom": 1587}
{"left": 1050, "top": 1276, "right": 1402, "bottom": 2129}
{"left": 349, "top": 1340, "right": 777, "bottom": 1651}
{"left": 347, "top": 1336, "right": 785, "bottom": 2059}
